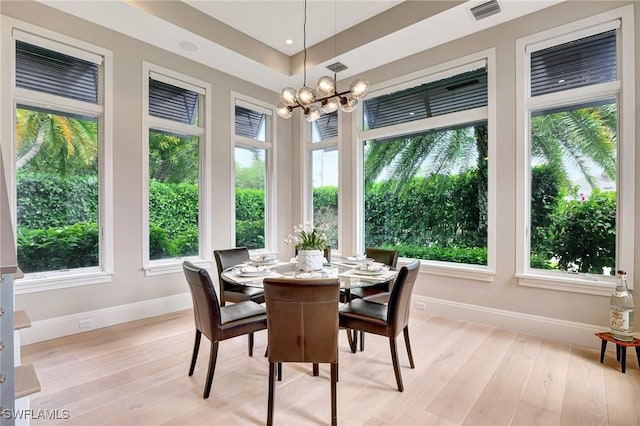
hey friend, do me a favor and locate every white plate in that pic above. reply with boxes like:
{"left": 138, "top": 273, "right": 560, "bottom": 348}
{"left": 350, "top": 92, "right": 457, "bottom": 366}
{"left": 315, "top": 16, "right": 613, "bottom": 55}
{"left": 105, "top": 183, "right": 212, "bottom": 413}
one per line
{"left": 352, "top": 269, "right": 385, "bottom": 276}
{"left": 247, "top": 259, "right": 277, "bottom": 266}
{"left": 236, "top": 270, "right": 270, "bottom": 277}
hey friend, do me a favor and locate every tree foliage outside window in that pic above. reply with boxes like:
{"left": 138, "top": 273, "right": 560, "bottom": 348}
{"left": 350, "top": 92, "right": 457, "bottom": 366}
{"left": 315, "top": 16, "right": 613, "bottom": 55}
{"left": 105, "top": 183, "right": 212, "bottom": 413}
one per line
{"left": 15, "top": 107, "right": 99, "bottom": 273}
{"left": 235, "top": 147, "right": 266, "bottom": 249}
{"left": 529, "top": 102, "right": 617, "bottom": 274}
{"left": 364, "top": 123, "right": 488, "bottom": 265}
{"left": 148, "top": 130, "right": 199, "bottom": 259}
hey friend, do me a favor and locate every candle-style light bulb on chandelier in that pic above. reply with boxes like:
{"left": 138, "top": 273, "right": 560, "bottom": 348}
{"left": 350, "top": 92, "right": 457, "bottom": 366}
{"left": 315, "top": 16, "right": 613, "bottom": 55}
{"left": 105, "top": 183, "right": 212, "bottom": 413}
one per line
{"left": 276, "top": 0, "right": 369, "bottom": 122}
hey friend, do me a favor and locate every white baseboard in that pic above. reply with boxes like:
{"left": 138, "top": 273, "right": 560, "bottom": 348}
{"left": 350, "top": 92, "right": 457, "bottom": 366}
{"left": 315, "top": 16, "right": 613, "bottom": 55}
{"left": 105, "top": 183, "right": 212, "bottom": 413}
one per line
{"left": 20, "top": 293, "right": 192, "bottom": 345}
{"left": 18, "top": 292, "right": 615, "bottom": 350}
{"left": 413, "top": 295, "right": 609, "bottom": 349}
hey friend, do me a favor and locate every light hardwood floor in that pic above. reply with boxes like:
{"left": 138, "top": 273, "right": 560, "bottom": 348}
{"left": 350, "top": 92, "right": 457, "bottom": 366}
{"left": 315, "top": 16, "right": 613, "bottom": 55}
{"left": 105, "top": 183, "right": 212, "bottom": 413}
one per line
{"left": 22, "top": 309, "right": 640, "bottom": 426}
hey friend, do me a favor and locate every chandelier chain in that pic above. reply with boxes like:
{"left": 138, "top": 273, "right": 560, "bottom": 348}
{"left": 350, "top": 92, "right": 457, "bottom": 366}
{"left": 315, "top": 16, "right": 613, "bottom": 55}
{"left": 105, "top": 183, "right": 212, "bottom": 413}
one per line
{"left": 303, "top": 0, "right": 307, "bottom": 87}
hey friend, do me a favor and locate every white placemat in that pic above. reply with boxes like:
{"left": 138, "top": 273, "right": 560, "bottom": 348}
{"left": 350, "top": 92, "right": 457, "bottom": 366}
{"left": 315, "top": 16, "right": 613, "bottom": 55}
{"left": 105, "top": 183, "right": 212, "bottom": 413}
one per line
{"left": 226, "top": 270, "right": 284, "bottom": 284}
{"left": 338, "top": 269, "right": 396, "bottom": 281}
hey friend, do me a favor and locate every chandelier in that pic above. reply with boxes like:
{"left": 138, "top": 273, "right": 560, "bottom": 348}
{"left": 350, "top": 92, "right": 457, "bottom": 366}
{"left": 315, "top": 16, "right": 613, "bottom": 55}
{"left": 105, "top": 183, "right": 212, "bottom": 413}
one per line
{"left": 276, "top": 0, "right": 369, "bottom": 122}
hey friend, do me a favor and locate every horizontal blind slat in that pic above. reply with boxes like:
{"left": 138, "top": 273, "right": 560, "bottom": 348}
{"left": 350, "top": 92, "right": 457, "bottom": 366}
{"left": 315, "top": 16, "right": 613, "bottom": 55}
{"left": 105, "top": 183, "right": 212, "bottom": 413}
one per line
{"left": 530, "top": 30, "right": 616, "bottom": 97}
{"left": 16, "top": 41, "right": 98, "bottom": 104}
{"left": 364, "top": 68, "right": 487, "bottom": 130}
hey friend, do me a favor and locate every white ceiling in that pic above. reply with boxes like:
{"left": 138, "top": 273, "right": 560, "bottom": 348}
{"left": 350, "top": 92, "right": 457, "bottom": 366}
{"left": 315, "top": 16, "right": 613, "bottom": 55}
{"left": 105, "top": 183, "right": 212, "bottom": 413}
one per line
{"left": 38, "top": 0, "right": 564, "bottom": 93}
{"left": 184, "top": 0, "right": 404, "bottom": 56}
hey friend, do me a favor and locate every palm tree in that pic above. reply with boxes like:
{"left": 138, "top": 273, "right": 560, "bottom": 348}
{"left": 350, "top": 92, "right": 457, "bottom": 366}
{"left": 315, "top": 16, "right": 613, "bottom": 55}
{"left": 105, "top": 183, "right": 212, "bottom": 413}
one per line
{"left": 15, "top": 108, "right": 97, "bottom": 176}
{"left": 364, "top": 103, "right": 616, "bottom": 250}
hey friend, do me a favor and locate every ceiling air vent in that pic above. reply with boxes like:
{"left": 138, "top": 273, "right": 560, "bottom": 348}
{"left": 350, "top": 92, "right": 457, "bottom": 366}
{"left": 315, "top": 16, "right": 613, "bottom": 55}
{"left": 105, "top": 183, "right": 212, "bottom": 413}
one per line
{"left": 326, "top": 62, "right": 348, "bottom": 73}
{"left": 470, "top": 0, "right": 501, "bottom": 21}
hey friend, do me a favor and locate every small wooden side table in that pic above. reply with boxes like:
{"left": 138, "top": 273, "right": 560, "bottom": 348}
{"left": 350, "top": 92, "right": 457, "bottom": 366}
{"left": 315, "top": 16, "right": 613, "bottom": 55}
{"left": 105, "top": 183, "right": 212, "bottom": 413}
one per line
{"left": 595, "top": 332, "right": 640, "bottom": 373}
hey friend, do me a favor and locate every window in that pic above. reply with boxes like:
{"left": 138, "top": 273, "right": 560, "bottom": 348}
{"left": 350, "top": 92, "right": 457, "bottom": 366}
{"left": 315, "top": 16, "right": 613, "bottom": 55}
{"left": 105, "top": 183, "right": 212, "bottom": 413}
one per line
{"left": 306, "top": 111, "right": 339, "bottom": 251}
{"left": 357, "top": 52, "right": 496, "bottom": 279}
{"left": 516, "top": 6, "right": 635, "bottom": 293}
{"left": 233, "top": 96, "right": 274, "bottom": 251}
{"left": 9, "top": 26, "right": 113, "bottom": 291}
{"left": 143, "top": 64, "right": 211, "bottom": 274}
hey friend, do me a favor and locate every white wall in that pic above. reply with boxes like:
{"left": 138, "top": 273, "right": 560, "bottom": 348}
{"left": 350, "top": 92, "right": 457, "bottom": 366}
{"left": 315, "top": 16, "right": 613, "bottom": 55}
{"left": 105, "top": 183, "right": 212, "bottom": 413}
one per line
{"left": 332, "top": 1, "right": 640, "bottom": 346}
{"left": 1, "top": 1, "right": 638, "bottom": 349}
{"left": 0, "top": 1, "right": 292, "bottom": 330}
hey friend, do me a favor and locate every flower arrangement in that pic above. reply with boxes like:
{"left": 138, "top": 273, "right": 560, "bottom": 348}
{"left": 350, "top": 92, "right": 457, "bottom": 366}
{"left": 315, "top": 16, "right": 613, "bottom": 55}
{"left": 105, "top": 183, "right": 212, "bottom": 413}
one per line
{"left": 284, "top": 222, "right": 327, "bottom": 251}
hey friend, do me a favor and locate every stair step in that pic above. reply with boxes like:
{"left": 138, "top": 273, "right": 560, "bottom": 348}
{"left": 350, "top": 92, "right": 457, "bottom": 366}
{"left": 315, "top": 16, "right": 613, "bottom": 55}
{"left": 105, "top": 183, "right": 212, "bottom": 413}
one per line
{"left": 14, "top": 310, "right": 30, "bottom": 330}
{"left": 15, "top": 364, "right": 41, "bottom": 399}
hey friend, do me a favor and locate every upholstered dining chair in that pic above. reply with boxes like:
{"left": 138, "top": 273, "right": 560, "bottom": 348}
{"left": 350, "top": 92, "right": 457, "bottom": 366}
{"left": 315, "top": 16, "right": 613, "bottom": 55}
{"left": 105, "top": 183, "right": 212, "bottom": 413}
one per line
{"left": 349, "top": 247, "right": 399, "bottom": 300}
{"left": 339, "top": 259, "right": 420, "bottom": 392}
{"left": 182, "top": 261, "right": 267, "bottom": 399}
{"left": 263, "top": 277, "right": 340, "bottom": 426}
{"left": 347, "top": 247, "right": 399, "bottom": 351}
{"left": 214, "top": 247, "right": 265, "bottom": 306}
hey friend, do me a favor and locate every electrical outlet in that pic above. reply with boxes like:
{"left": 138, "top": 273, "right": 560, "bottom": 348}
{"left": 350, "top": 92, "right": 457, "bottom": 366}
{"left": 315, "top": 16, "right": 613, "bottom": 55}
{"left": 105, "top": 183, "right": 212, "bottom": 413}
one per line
{"left": 415, "top": 302, "right": 426, "bottom": 310}
{"left": 79, "top": 319, "right": 93, "bottom": 329}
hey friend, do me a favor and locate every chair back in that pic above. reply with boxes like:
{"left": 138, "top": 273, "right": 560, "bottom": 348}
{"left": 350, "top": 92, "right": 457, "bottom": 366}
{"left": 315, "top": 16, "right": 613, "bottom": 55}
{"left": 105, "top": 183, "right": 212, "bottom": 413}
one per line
{"left": 183, "top": 261, "right": 223, "bottom": 341}
{"left": 263, "top": 278, "right": 340, "bottom": 364}
{"left": 386, "top": 260, "right": 420, "bottom": 331}
{"left": 214, "top": 247, "right": 250, "bottom": 302}
{"left": 365, "top": 247, "right": 399, "bottom": 268}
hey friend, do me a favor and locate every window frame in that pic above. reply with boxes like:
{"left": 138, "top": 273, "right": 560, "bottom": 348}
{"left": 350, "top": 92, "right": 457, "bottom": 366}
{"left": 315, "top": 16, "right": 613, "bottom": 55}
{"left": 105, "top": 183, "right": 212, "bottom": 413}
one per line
{"left": 355, "top": 50, "right": 497, "bottom": 282}
{"left": 2, "top": 17, "right": 114, "bottom": 294}
{"left": 515, "top": 5, "right": 635, "bottom": 295}
{"left": 231, "top": 92, "right": 277, "bottom": 255}
{"left": 303, "top": 112, "right": 342, "bottom": 255}
{"left": 141, "top": 62, "right": 212, "bottom": 276}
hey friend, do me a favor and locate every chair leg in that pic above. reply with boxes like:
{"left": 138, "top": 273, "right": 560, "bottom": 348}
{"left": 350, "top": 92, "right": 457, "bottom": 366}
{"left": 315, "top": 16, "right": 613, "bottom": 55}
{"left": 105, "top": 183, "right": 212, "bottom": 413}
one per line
{"left": 313, "top": 363, "right": 319, "bottom": 376}
{"left": 403, "top": 326, "right": 415, "bottom": 369}
{"left": 203, "top": 341, "right": 219, "bottom": 399}
{"left": 188, "top": 330, "right": 201, "bottom": 376}
{"left": 346, "top": 329, "right": 357, "bottom": 353}
{"left": 248, "top": 332, "right": 254, "bottom": 356}
{"left": 277, "top": 362, "right": 282, "bottom": 381}
{"left": 331, "top": 363, "right": 338, "bottom": 426}
{"left": 389, "top": 337, "right": 404, "bottom": 392}
{"left": 360, "top": 331, "right": 365, "bottom": 351}
{"left": 267, "top": 362, "right": 276, "bottom": 426}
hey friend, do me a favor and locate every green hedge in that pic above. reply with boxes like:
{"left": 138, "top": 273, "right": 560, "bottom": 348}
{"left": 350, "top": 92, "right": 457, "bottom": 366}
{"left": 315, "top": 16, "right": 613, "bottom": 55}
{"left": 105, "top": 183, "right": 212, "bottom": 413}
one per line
{"left": 17, "top": 222, "right": 99, "bottom": 272}
{"left": 365, "top": 171, "right": 480, "bottom": 249}
{"left": 15, "top": 169, "right": 616, "bottom": 274}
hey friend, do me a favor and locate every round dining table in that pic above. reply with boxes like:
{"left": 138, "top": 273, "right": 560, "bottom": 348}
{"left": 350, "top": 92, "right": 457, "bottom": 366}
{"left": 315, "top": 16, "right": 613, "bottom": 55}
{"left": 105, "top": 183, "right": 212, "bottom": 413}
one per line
{"left": 221, "top": 260, "right": 397, "bottom": 300}
{"left": 221, "top": 259, "right": 398, "bottom": 352}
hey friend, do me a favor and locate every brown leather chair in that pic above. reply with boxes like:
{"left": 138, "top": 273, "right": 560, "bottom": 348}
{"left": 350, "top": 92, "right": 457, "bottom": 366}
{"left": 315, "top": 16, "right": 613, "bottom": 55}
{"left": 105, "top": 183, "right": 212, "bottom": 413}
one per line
{"left": 214, "top": 247, "right": 265, "bottom": 306}
{"left": 339, "top": 259, "right": 420, "bottom": 392}
{"left": 263, "top": 277, "right": 340, "bottom": 426}
{"left": 182, "top": 261, "right": 267, "bottom": 399}
{"left": 349, "top": 247, "right": 399, "bottom": 300}
{"left": 347, "top": 247, "right": 399, "bottom": 351}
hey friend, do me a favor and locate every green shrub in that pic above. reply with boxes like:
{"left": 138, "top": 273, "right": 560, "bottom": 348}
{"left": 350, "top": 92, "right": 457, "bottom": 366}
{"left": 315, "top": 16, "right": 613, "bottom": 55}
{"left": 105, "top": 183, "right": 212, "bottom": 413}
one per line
{"left": 17, "top": 171, "right": 98, "bottom": 228}
{"left": 382, "top": 244, "right": 487, "bottom": 265}
{"left": 17, "top": 222, "right": 99, "bottom": 273}
{"left": 236, "top": 219, "right": 265, "bottom": 249}
{"left": 365, "top": 171, "right": 481, "bottom": 250}
{"left": 541, "top": 190, "right": 616, "bottom": 274}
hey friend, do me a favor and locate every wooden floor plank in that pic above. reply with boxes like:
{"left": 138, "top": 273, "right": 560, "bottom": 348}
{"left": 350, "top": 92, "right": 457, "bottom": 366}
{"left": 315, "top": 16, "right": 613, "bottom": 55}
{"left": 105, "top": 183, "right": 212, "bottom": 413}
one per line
{"left": 462, "top": 333, "right": 541, "bottom": 426}
{"left": 20, "top": 309, "right": 640, "bottom": 426}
